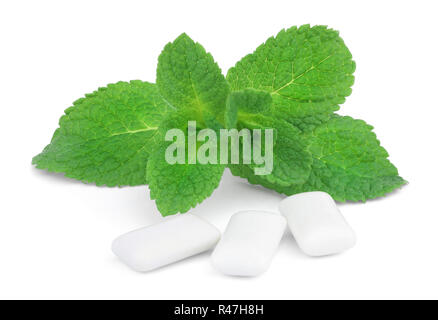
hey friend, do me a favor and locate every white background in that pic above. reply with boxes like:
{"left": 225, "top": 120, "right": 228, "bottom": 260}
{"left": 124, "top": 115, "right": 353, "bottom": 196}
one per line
{"left": 1, "top": 0, "right": 437, "bottom": 300}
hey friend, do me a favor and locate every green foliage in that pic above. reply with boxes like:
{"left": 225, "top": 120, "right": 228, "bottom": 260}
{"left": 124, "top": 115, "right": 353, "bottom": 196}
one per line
{"left": 237, "top": 115, "right": 312, "bottom": 186}
{"left": 156, "top": 33, "right": 229, "bottom": 129}
{"left": 32, "top": 81, "right": 169, "bottom": 186}
{"left": 227, "top": 89, "right": 272, "bottom": 117}
{"left": 148, "top": 34, "right": 228, "bottom": 214}
{"left": 230, "top": 115, "right": 406, "bottom": 201}
{"left": 147, "top": 142, "right": 225, "bottom": 216}
{"left": 33, "top": 26, "right": 405, "bottom": 216}
{"left": 227, "top": 25, "right": 356, "bottom": 131}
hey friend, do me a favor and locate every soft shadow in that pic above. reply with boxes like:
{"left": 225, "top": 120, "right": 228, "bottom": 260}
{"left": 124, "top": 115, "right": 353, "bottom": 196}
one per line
{"left": 235, "top": 179, "right": 288, "bottom": 199}
{"left": 30, "top": 164, "right": 135, "bottom": 189}
{"left": 108, "top": 249, "right": 213, "bottom": 275}
{"left": 30, "top": 165, "right": 90, "bottom": 186}
{"left": 337, "top": 183, "right": 408, "bottom": 207}
{"left": 278, "top": 229, "right": 306, "bottom": 259}
{"left": 188, "top": 169, "right": 285, "bottom": 222}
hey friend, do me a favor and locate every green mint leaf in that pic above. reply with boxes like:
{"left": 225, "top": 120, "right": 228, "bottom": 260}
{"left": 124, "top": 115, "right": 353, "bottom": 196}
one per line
{"left": 147, "top": 141, "right": 225, "bottom": 216}
{"left": 148, "top": 33, "right": 231, "bottom": 216}
{"left": 32, "top": 81, "right": 169, "bottom": 186}
{"left": 231, "top": 115, "right": 406, "bottom": 201}
{"left": 156, "top": 33, "right": 229, "bottom": 128}
{"left": 228, "top": 89, "right": 272, "bottom": 115}
{"left": 225, "top": 89, "right": 272, "bottom": 129}
{"left": 227, "top": 25, "right": 355, "bottom": 131}
{"left": 226, "top": 88, "right": 312, "bottom": 185}
{"left": 231, "top": 114, "right": 312, "bottom": 186}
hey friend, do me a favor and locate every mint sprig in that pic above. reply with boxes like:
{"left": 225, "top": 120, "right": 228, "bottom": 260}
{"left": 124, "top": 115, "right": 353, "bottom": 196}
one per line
{"left": 32, "top": 25, "right": 406, "bottom": 216}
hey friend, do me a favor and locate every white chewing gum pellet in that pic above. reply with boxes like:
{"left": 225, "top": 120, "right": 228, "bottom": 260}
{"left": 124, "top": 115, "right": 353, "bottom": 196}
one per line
{"left": 112, "top": 214, "right": 221, "bottom": 272}
{"left": 211, "top": 211, "right": 286, "bottom": 277}
{"left": 279, "top": 191, "right": 356, "bottom": 257}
